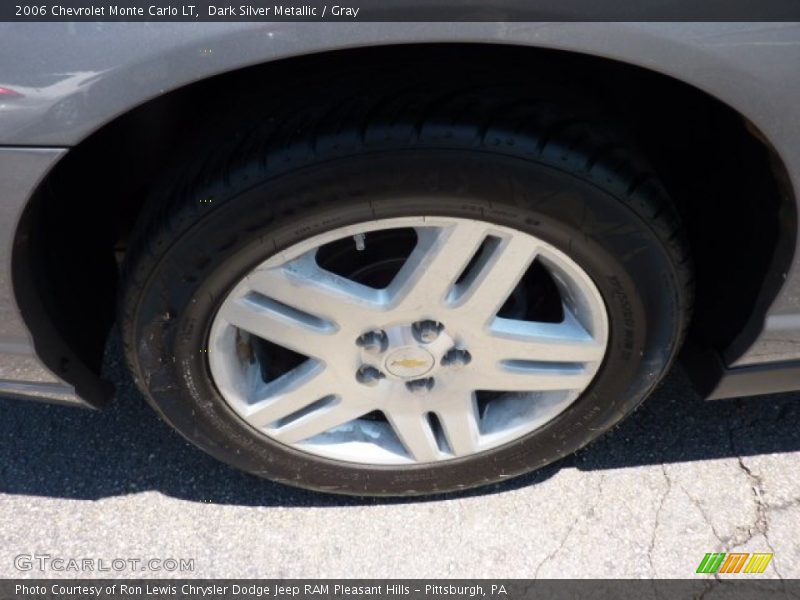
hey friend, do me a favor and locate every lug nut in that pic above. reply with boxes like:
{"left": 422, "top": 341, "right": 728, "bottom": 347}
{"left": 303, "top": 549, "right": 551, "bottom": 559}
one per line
{"left": 412, "top": 320, "right": 443, "bottom": 344}
{"left": 356, "top": 365, "right": 385, "bottom": 387}
{"left": 356, "top": 330, "right": 388, "bottom": 354}
{"left": 406, "top": 377, "right": 435, "bottom": 394}
{"left": 442, "top": 348, "right": 472, "bottom": 369}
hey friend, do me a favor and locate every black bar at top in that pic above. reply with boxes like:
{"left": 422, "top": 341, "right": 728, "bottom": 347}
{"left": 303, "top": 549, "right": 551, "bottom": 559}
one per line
{"left": 3, "top": 0, "right": 800, "bottom": 22}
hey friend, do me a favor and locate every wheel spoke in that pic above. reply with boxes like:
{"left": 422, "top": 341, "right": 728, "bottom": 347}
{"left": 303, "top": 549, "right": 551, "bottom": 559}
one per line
{"left": 385, "top": 409, "right": 441, "bottom": 462}
{"left": 436, "top": 393, "right": 481, "bottom": 457}
{"left": 243, "top": 360, "right": 334, "bottom": 429}
{"left": 487, "top": 309, "right": 605, "bottom": 364}
{"left": 452, "top": 233, "right": 539, "bottom": 321}
{"left": 268, "top": 399, "right": 368, "bottom": 444}
{"left": 245, "top": 252, "right": 384, "bottom": 328}
{"left": 218, "top": 292, "right": 337, "bottom": 358}
{"left": 473, "top": 361, "right": 594, "bottom": 392}
{"left": 389, "top": 221, "right": 490, "bottom": 312}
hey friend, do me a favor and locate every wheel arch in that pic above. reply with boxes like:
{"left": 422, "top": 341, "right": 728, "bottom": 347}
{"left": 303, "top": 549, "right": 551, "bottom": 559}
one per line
{"left": 11, "top": 42, "right": 796, "bottom": 406}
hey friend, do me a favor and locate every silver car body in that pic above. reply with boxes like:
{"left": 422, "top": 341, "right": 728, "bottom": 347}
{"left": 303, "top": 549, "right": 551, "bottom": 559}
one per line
{"left": 2, "top": 22, "right": 800, "bottom": 406}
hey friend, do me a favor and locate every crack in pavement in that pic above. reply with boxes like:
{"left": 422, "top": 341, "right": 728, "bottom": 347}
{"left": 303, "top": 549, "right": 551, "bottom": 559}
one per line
{"left": 677, "top": 481, "right": 727, "bottom": 546}
{"left": 648, "top": 464, "right": 672, "bottom": 577}
{"left": 722, "top": 406, "right": 800, "bottom": 595}
{"left": 533, "top": 473, "right": 605, "bottom": 579}
{"left": 725, "top": 410, "right": 785, "bottom": 578}
{"left": 733, "top": 455, "right": 800, "bottom": 600}
{"left": 647, "top": 465, "right": 673, "bottom": 599}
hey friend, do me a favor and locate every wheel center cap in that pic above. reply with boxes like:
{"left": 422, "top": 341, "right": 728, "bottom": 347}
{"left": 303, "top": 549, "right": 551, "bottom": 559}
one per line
{"left": 385, "top": 347, "right": 435, "bottom": 378}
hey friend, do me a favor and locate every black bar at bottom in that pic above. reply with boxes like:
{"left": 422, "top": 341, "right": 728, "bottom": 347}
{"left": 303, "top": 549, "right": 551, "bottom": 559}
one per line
{"left": 1, "top": 579, "right": 798, "bottom": 600}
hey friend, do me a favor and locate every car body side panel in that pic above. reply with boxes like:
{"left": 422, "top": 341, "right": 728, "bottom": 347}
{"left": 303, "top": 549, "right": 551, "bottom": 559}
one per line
{"left": 1, "top": 23, "right": 800, "bottom": 402}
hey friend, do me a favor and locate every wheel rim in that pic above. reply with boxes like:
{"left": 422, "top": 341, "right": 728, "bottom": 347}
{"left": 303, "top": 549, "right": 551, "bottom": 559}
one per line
{"left": 208, "top": 216, "right": 609, "bottom": 466}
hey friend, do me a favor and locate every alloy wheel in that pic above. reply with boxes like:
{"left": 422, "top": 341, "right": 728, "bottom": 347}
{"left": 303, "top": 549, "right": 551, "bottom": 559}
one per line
{"left": 208, "top": 216, "right": 609, "bottom": 465}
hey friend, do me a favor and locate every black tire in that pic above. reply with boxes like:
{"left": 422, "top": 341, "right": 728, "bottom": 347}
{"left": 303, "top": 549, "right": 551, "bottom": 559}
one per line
{"left": 120, "top": 91, "right": 692, "bottom": 496}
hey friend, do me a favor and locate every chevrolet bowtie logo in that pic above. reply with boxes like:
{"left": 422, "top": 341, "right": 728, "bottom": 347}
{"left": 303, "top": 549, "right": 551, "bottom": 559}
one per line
{"left": 391, "top": 358, "right": 429, "bottom": 369}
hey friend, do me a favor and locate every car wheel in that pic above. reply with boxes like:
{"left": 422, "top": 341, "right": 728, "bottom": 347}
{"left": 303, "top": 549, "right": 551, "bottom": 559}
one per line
{"left": 121, "top": 96, "right": 692, "bottom": 496}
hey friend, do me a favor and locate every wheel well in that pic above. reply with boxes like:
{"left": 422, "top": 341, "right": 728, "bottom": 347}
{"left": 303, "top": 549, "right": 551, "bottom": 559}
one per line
{"left": 13, "top": 43, "right": 795, "bottom": 405}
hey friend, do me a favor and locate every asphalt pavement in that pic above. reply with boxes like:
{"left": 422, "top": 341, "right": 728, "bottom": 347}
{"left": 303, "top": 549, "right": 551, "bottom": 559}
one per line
{"left": 1, "top": 334, "right": 799, "bottom": 583}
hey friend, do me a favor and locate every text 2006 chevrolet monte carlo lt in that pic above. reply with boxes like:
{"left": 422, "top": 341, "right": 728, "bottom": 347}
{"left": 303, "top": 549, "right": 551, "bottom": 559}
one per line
{"left": 1, "top": 22, "right": 800, "bottom": 496}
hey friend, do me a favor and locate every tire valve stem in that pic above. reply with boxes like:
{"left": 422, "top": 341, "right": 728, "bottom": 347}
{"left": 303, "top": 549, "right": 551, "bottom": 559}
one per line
{"left": 354, "top": 233, "right": 366, "bottom": 252}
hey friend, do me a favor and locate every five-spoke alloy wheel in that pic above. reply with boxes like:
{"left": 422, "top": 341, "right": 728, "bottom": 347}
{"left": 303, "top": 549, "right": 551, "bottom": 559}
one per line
{"left": 208, "top": 217, "right": 609, "bottom": 465}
